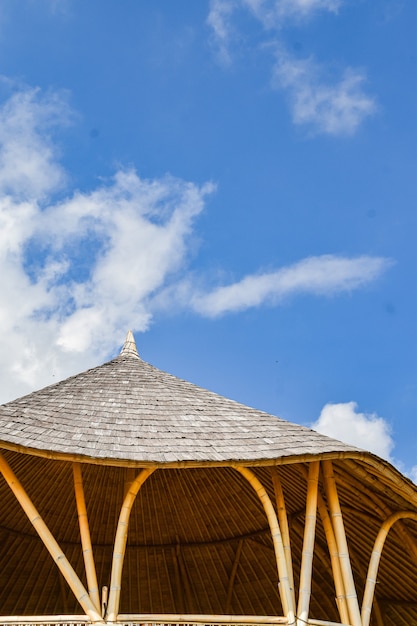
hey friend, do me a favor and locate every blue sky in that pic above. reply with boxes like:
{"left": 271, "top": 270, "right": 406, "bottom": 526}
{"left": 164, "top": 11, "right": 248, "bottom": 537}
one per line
{"left": 0, "top": 1, "right": 415, "bottom": 478}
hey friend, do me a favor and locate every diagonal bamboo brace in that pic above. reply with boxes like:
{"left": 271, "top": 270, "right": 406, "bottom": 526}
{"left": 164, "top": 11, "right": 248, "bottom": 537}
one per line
{"left": 0, "top": 453, "right": 103, "bottom": 623}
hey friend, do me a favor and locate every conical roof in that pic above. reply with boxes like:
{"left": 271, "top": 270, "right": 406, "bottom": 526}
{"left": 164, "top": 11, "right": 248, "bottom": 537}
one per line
{"left": 0, "top": 332, "right": 359, "bottom": 466}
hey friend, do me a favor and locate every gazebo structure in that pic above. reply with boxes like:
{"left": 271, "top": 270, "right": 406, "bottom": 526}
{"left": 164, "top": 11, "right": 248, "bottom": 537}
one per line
{"left": 0, "top": 331, "right": 415, "bottom": 626}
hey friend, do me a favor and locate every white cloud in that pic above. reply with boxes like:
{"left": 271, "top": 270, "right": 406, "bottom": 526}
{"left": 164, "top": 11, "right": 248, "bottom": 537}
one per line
{"left": 312, "top": 401, "right": 395, "bottom": 461}
{"left": 0, "top": 87, "right": 69, "bottom": 198}
{"left": 312, "top": 402, "right": 417, "bottom": 483}
{"left": 191, "top": 255, "right": 391, "bottom": 317}
{"left": 272, "top": 51, "right": 376, "bottom": 135}
{"left": 0, "top": 86, "right": 215, "bottom": 401}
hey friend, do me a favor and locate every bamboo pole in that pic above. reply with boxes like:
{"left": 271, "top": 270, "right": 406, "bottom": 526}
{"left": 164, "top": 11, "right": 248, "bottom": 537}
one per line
{"left": 226, "top": 539, "right": 244, "bottom": 613}
{"left": 0, "top": 453, "right": 103, "bottom": 622}
{"left": 73, "top": 462, "right": 101, "bottom": 613}
{"left": 101, "top": 586, "right": 108, "bottom": 618}
{"left": 348, "top": 553, "right": 384, "bottom": 626}
{"left": 0, "top": 616, "right": 90, "bottom": 624}
{"left": 306, "top": 619, "right": 349, "bottom": 626}
{"left": 235, "top": 466, "right": 296, "bottom": 625}
{"left": 316, "top": 490, "right": 349, "bottom": 625}
{"left": 322, "top": 460, "right": 361, "bottom": 626}
{"left": 297, "top": 464, "right": 349, "bottom": 624}
{"left": 107, "top": 467, "right": 155, "bottom": 622}
{"left": 297, "top": 461, "right": 319, "bottom": 626}
{"left": 270, "top": 468, "right": 295, "bottom": 611}
{"left": 361, "top": 510, "right": 417, "bottom": 626}
{"left": 116, "top": 613, "right": 289, "bottom": 624}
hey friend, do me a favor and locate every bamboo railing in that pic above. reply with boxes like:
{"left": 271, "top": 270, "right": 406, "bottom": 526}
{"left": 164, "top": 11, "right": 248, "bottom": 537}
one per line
{"left": 0, "top": 617, "right": 351, "bottom": 626}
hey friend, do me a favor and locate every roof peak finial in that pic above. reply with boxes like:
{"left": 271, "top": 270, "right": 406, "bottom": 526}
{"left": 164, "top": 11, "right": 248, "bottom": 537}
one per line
{"left": 120, "top": 330, "right": 141, "bottom": 359}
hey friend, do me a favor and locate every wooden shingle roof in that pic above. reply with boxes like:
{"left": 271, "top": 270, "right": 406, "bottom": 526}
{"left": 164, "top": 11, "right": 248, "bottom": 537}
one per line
{"left": 0, "top": 332, "right": 359, "bottom": 466}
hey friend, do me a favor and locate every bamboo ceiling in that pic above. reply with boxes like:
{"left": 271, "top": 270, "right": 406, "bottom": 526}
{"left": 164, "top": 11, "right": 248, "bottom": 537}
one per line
{"left": 0, "top": 332, "right": 415, "bottom": 625}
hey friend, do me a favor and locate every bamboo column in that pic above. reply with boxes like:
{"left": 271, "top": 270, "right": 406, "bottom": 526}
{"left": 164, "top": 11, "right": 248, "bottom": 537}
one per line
{"left": 270, "top": 468, "right": 295, "bottom": 611}
{"left": 316, "top": 490, "right": 349, "bottom": 625}
{"left": 322, "top": 460, "right": 361, "bottom": 626}
{"left": 0, "top": 452, "right": 103, "bottom": 623}
{"left": 296, "top": 461, "right": 319, "bottom": 626}
{"left": 235, "top": 466, "right": 296, "bottom": 625}
{"left": 298, "top": 464, "right": 349, "bottom": 624}
{"left": 361, "top": 510, "right": 417, "bottom": 626}
{"left": 73, "top": 462, "right": 101, "bottom": 613}
{"left": 107, "top": 467, "right": 155, "bottom": 622}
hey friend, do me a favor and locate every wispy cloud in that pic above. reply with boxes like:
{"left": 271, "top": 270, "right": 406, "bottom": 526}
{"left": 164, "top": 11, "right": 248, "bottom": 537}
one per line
{"left": 272, "top": 51, "right": 376, "bottom": 135}
{"left": 208, "top": 0, "right": 342, "bottom": 48}
{"left": 207, "top": 0, "right": 376, "bottom": 136}
{"left": 0, "top": 85, "right": 389, "bottom": 401}
{"left": 191, "top": 255, "right": 392, "bottom": 317}
{"left": 207, "top": 0, "right": 237, "bottom": 65}
{"left": 207, "top": 0, "right": 341, "bottom": 65}
{"left": 241, "top": 0, "right": 341, "bottom": 26}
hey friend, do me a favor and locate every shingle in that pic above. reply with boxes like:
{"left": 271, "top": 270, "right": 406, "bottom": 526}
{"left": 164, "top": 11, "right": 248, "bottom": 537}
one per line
{"left": 0, "top": 335, "right": 359, "bottom": 463}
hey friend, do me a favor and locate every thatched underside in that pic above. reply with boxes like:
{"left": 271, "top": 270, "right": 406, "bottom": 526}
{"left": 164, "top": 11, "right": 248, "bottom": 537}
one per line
{"left": 0, "top": 450, "right": 415, "bottom": 625}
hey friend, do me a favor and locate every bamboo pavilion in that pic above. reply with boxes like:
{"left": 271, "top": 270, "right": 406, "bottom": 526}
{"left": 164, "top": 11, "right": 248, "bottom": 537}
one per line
{"left": 0, "top": 331, "right": 415, "bottom": 626}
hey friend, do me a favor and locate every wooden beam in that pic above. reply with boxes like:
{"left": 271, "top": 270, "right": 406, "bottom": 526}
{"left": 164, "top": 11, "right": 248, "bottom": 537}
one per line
{"left": 322, "top": 460, "right": 361, "bottom": 626}
{"left": 73, "top": 462, "right": 100, "bottom": 613}
{"left": 107, "top": 467, "right": 155, "bottom": 622}
{"left": 297, "top": 461, "right": 319, "bottom": 626}
{"left": 0, "top": 453, "right": 103, "bottom": 623}
{"left": 361, "top": 510, "right": 417, "bottom": 626}
{"left": 235, "top": 466, "right": 296, "bottom": 625}
{"left": 270, "top": 468, "right": 295, "bottom": 611}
